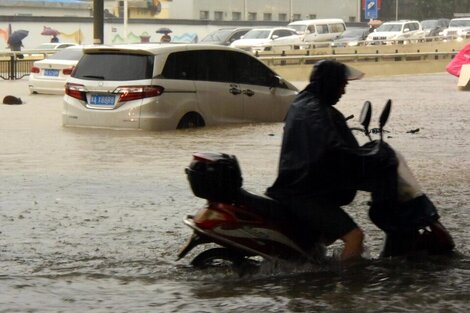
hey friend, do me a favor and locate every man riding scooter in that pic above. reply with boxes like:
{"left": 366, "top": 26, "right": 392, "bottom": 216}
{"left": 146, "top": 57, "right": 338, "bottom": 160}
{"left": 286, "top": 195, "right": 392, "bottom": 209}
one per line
{"left": 266, "top": 60, "right": 454, "bottom": 261}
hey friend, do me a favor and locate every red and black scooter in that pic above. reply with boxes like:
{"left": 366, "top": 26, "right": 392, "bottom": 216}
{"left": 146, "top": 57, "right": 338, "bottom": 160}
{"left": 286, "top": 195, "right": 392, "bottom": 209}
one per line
{"left": 177, "top": 100, "right": 454, "bottom": 268}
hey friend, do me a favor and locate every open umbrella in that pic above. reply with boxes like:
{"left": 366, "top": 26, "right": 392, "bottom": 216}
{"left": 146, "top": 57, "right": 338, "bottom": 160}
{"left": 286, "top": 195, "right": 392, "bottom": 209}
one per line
{"left": 8, "top": 29, "right": 29, "bottom": 46}
{"left": 41, "top": 26, "right": 60, "bottom": 36}
{"left": 368, "top": 19, "right": 383, "bottom": 28}
{"left": 156, "top": 27, "right": 172, "bottom": 34}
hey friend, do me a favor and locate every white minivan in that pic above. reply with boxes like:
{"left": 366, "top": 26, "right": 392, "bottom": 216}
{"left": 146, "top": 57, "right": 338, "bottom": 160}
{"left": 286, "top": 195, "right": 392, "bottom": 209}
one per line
{"left": 63, "top": 44, "right": 298, "bottom": 131}
{"left": 287, "top": 19, "right": 346, "bottom": 43}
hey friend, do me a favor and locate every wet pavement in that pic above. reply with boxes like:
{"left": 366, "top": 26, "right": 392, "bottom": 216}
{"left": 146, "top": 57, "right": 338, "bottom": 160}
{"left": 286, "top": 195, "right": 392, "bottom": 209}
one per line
{"left": 0, "top": 74, "right": 469, "bottom": 312}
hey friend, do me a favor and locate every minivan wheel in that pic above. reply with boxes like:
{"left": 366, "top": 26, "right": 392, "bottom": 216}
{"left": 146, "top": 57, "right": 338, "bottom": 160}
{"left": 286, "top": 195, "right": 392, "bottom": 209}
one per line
{"left": 177, "top": 113, "right": 205, "bottom": 129}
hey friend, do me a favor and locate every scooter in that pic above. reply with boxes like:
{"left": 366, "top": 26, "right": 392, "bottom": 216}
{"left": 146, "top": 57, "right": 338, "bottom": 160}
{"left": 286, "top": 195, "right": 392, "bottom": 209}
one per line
{"left": 177, "top": 100, "right": 454, "bottom": 268}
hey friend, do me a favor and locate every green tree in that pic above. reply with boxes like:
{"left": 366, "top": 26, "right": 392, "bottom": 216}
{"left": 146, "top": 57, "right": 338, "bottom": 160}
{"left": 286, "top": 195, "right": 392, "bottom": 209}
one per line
{"left": 377, "top": 0, "right": 470, "bottom": 21}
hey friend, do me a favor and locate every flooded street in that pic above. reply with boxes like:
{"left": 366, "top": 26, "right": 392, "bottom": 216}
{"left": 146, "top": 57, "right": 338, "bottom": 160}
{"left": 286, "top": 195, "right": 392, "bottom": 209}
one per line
{"left": 0, "top": 73, "right": 469, "bottom": 312}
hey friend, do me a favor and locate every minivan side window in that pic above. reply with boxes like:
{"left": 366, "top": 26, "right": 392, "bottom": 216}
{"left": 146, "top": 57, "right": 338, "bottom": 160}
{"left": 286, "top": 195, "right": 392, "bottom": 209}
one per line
{"left": 195, "top": 50, "right": 233, "bottom": 82}
{"left": 330, "top": 23, "right": 346, "bottom": 33}
{"left": 232, "top": 51, "right": 276, "bottom": 87}
{"left": 307, "top": 25, "right": 316, "bottom": 33}
{"left": 161, "top": 51, "right": 197, "bottom": 80}
{"left": 163, "top": 50, "right": 234, "bottom": 83}
{"left": 317, "top": 24, "right": 329, "bottom": 34}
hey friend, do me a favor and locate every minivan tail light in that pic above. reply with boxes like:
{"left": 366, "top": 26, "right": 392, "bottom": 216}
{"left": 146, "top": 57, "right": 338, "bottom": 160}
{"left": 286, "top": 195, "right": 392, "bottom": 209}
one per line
{"left": 65, "top": 82, "right": 87, "bottom": 101}
{"left": 62, "top": 67, "right": 74, "bottom": 75}
{"left": 114, "top": 85, "right": 164, "bottom": 102}
{"left": 31, "top": 66, "right": 40, "bottom": 73}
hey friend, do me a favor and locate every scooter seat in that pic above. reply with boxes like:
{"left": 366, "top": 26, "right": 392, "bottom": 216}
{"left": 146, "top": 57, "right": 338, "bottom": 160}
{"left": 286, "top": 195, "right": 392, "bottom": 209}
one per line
{"left": 236, "top": 188, "right": 287, "bottom": 222}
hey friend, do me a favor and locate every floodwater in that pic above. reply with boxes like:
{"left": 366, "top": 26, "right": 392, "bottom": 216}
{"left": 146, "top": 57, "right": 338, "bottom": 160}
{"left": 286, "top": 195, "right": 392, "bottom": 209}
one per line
{"left": 0, "top": 74, "right": 469, "bottom": 312}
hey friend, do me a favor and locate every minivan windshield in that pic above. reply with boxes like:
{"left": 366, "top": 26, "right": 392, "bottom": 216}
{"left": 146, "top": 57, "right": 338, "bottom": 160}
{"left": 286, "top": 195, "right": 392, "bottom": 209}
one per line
{"left": 72, "top": 53, "right": 154, "bottom": 81}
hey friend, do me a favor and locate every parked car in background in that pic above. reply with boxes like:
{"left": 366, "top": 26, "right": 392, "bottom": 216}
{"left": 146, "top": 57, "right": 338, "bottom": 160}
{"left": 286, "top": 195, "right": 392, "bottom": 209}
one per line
{"left": 28, "top": 45, "right": 83, "bottom": 95}
{"left": 288, "top": 18, "right": 346, "bottom": 43}
{"left": 366, "top": 20, "right": 425, "bottom": 45}
{"left": 441, "top": 17, "right": 470, "bottom": 39}
{"left": 63, "top": 44, "right": 298, "bottom": 131}
{"left": 34, "top": 42, "right": 78, "bottom": 50}
{"left": 230, "top": 27, "right": 300, "bottom": 52}
{"left": 200, "top": 27, "right": 252, "bottom": 46}
{"left": 421, "top": 18, "right": 450, "bottom": 37}
{"left": 330, "top": 27, "right": 370, "bottom": 47}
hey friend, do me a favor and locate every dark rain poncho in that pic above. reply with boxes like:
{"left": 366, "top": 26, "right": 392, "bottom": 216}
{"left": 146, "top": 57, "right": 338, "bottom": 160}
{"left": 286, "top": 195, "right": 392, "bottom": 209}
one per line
{"left": 266, "top": 68, "right": 396, "bottom": 207}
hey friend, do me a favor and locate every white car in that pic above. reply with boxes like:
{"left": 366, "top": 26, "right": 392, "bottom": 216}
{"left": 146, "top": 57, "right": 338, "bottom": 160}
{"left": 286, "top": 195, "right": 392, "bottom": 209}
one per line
{"left": 441, "top": 17, "right": 470, "bottom": 39}
{"left": 34, "top": 42, "right": 78, "bottom": 50}
{"left": 366, "top": 20, "right": 425, "bottom": 45}
{"left": 63, "top": 44, "right": 298, "bottom": 131}
{"left": 28, "top": 46, "right": 84, "bottom": 95}
{"left": 230, "top": 27, "right": 301, "bottom": 52}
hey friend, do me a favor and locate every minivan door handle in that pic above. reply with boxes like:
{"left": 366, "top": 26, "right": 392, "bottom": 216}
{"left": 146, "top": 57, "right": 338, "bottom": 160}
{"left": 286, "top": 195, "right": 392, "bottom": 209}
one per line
{"left": 229, "top": 87, "right": 242, "bottom": 95}
{"left": 243, "top": 89, "right": 255, "bottom": 97}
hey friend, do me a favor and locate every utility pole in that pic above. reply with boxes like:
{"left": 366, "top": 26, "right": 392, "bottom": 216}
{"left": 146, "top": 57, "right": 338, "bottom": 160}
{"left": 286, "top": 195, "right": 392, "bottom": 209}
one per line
{"left": 93, "top": 0, "right": 104, "bottom": 44}
{"left": 289, "top": 0, "right": 293, "bottom": 21}
{"left": 244, "top": 0, "right": 247, "bottom": 21}
{"left": 395, "top": 0, "right": 399, "bottom": 20}
{"left": 124, "top": 0, "right": 128, "bottom": 42}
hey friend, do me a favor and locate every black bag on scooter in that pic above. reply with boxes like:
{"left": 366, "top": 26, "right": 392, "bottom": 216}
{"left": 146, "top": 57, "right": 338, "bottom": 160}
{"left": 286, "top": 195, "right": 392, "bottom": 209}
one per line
{"left": 186, "top": 152, "right": 242, "bottom": 202}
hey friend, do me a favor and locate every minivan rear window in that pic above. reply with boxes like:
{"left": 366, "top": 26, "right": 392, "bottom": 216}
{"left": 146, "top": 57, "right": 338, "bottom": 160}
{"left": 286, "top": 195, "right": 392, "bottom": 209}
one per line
{"left": 72, "top": 53, "right": 154, "bottom": 81}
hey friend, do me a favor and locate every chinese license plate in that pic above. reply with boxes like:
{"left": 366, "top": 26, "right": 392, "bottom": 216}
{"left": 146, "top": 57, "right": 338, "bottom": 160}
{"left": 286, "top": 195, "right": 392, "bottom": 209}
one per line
{"left": 89, "top": 95, "right": 116, "bottom": 107}
{"left": 44, "top": 69, "right": 59, "bottom": 77}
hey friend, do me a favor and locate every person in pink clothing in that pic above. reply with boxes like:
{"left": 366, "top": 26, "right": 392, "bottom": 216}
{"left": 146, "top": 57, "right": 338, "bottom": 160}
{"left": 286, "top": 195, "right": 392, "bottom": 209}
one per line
{"left": 446, "top": 42, "right": 470, "bottom": 77}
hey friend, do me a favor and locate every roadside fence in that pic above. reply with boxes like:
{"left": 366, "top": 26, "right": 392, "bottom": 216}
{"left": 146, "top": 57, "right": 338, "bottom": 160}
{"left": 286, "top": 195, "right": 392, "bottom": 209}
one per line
{"left": 0, "top": 50, "right": 55, "bottom": 80}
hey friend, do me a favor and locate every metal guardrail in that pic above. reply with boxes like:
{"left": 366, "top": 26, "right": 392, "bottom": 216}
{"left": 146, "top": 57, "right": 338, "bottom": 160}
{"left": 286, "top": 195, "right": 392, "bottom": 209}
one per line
{"left": 258, "top": 51, "right": 457, "bottom": 67}
{"left": 252, "top": 35, "right": 467, "bottom": 54}
{"left": 0, "top": 45, "right": 461, "bottom": 80}
{"left": 0, "top": 50, "right": 56, "bottom": 80}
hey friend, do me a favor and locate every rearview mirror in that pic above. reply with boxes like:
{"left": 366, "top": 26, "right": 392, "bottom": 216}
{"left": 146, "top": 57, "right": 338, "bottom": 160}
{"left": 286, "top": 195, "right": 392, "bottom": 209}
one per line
{"left": 271, "top": 35, "right": 279, "bottom": 40}
{"left": 269, "top": 75, "right": 283, "bottom": 89}
{"left": 360, "top": 100, "right": 372, "bottom": 131}
{"left": 379, "top": 99, "right": 392, "bottom": 130}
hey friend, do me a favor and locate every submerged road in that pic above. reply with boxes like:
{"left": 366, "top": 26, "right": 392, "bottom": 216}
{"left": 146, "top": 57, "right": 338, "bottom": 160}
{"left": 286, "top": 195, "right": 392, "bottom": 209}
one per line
{"left": 0, "top": 73, "right": 469, "bottom": 312}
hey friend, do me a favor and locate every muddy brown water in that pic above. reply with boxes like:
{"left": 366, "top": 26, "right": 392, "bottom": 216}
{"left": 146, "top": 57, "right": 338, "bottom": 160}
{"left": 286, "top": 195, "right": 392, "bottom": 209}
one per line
{"left": 0, "top": 74, "right": 469, "bottom": 312}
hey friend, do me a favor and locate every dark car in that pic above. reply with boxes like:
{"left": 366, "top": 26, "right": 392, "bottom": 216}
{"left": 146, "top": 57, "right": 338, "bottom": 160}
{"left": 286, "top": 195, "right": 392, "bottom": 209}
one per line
{"left": 421, "top": 18, "right": 450, "bottom": 37}
{"left": 200, "top": 27, "right": 252, "bottom": 46}
{"left": 330, "top": 27, "right": 369, "bottom": 48}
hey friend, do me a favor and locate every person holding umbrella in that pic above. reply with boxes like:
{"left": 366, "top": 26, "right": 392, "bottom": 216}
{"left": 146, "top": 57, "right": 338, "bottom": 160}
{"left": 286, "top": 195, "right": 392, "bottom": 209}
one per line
{"left": 41, "top": 26, "right": 60, "bottom": 43}
{"left": 156, "top": 27, "right": 172, "bottom": 42}
{"left": 8, "top": 29, "right": 28, "bottom": 59}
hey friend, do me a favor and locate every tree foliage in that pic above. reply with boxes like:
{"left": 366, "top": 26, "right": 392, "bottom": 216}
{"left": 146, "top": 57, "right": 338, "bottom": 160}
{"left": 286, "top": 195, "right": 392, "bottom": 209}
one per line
{"left": 377, "top": 0, "right": 470, "bottom": 21}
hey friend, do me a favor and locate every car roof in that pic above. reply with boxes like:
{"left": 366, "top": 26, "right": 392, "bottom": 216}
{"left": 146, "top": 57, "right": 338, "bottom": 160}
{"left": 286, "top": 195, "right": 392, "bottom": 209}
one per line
{"left": 422, "top": 18, "right": 449, "bottom": 21}
{"left": 247, "top": 27, "right": 295, "bottom": 31}
{"left": 384, "top": 20, "right": 420, "bottom": 24}
{"left": 215, "top": 27, "right": 252, "bottom": 31}
{"left": 82, "top": 43, "right": 254, "bottom": 56}
{"left": 35, "top": 42, "right": 78, "bottom": 48}
{"left": 288, "top": 18, "right": 345, "bottom": 25}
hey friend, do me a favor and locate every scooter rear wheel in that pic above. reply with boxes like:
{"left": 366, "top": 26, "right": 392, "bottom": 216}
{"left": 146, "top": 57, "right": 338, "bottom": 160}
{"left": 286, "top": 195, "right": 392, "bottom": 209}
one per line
{"left": 191, "top": 248, "right": 246, "bottom": 268}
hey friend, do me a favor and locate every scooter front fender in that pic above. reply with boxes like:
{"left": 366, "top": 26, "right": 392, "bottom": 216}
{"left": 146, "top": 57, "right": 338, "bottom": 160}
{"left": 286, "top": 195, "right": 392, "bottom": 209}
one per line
{"left": 177, "top": 227, "right": 210, "bottom": 260}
